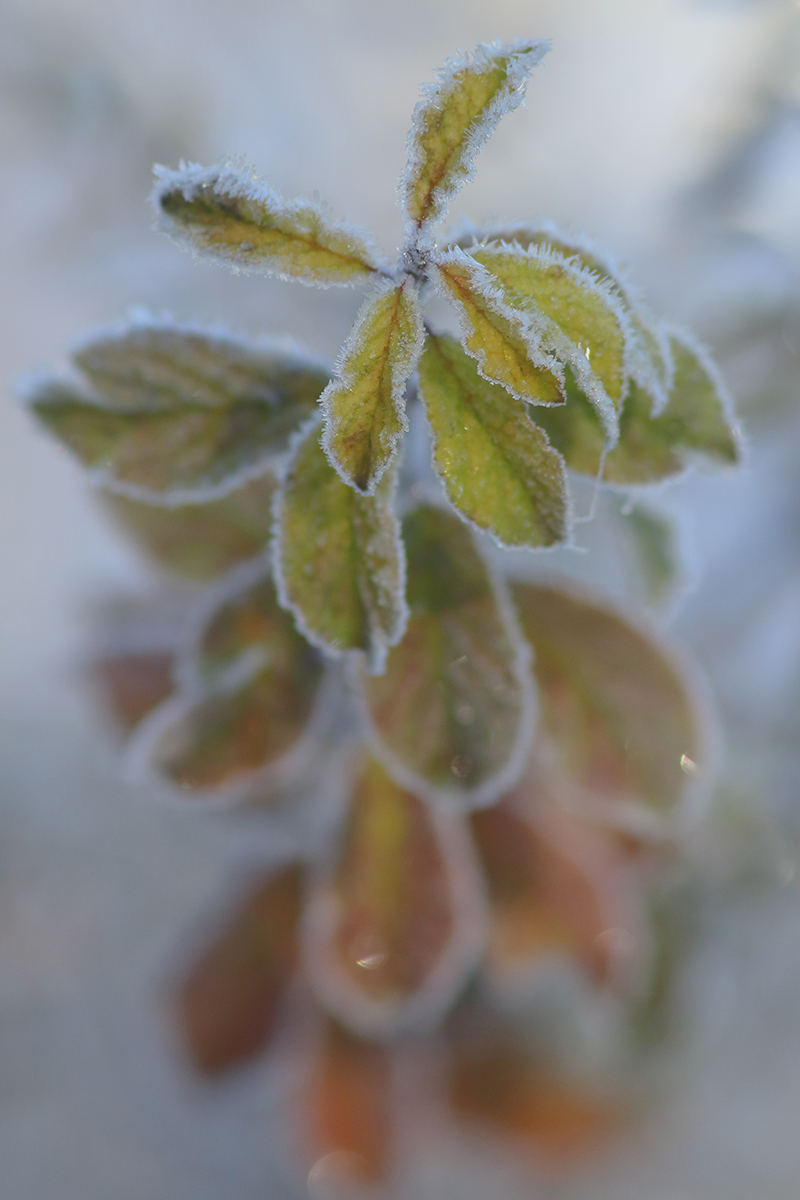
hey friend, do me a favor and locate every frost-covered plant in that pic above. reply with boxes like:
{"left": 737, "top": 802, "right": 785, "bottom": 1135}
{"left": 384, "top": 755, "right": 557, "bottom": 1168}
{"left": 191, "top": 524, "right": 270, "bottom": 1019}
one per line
{"left": 24, "top": 39, "right": 741, "bottom": 1188}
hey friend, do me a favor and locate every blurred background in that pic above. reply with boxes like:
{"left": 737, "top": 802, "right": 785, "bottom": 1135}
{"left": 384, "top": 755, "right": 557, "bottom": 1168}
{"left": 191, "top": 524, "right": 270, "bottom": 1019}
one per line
{"left": 1, "top": 0, "right": 800, "bottom": 1196}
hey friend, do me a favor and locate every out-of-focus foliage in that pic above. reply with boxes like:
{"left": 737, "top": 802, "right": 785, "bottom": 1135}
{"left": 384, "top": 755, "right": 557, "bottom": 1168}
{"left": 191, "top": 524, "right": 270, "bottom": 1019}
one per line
{"left": 22, "top": 33, "right": 745, "bottom": 1198}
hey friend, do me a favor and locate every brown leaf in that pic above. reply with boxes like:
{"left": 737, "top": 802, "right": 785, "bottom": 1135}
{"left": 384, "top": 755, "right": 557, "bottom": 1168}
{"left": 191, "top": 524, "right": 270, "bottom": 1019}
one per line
{"left": 305, "top": 1018, "right": 392, "bottom": 1188}
{"left": 303, "top": 755, "right": 485, "bottom": 1037}
{"left": 176, "top": 864, "right": 302, "bottom": 1075}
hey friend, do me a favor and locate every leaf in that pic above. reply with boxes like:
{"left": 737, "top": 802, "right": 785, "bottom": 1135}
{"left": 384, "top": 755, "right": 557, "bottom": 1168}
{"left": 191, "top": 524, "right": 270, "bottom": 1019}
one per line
{"left": 400, "top": 40, "right": 549, "bottom": 239}
{"left": 446, "top": 1000, "right": 625, "bottom": 1160}
{"left": 511, "top": 580, "right": 708, "bottom": 837}
{"left": 321, "top": 278, "right": 424, "bottom": 493}
{"left": 618, "top": 500, "right": 680, "bottom": 609}
{"left": 418, "top": 333, "right": 569, "bottom": 548}
{"left": 304, "top": 1019, "right": 392, "bottom": 1188}
{"left": 274, "top": 417, "right": 407, "bottom": 673}
{"left": 471, "top": 799, "right": 644, "bottom": 996}
{"left": 467, "top": 243, "right": 628, "bottom": 437}
{"left": 430, "top": 250, "right": 565, "bottom": 405}
{"left": 154, "top": 161, "right": 381, "bottom": 285}
{"left": 102, "top": 470, "right": 277, "bottom": 581}
{"left": 72, "top": 320, "right": 331, "bottom": 412}
{"left": 526, "top": 331, "right": 740, "bottom": 485}
{"left": 303, "top": 754, "right": 486, "bottom": 1037}
{"left": 176, "top": 865, "right": 302, "bottom": 1075}
{"left": 91, "top": 652, "right": 175, "bottom": 731}
{"left": 134, "top": 569, "right": 325, "bottom": 798}
{"left": 25, "top": 324, "right": 330, "bottom": 502}
{"left": 360, "top": 505, "right": 535, "bottom": 807}
{"left": 454, "top": 222, "right": 673, "bottom": 410}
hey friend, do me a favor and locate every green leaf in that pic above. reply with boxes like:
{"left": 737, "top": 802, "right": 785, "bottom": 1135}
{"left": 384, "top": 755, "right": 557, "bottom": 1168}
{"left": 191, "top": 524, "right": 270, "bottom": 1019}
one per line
{"left": 176, "top": 864, "right": 303, "bottom": 1075}
{"left": 134, "top": 568, "right": 325, "bottom": 798}
{"left": 360, "top": 505, "right": 535, "bottom": 807}
{"left": 401, "top": 40, "right": 549, "bottom": 239}
{"left": 430, "top": 250, "right": 565, "bottom": 405}
{"left": 530, "top": 331, "right": 741, "bottom": 485}
{"left": 303, "top": 754, "right": 486, "bottom": 1037}
{"left": 321, "top": 278, "right": 424, "bottom": 493}
{"left": 417, "top": 333, "right": 569, "bottom": 548}
{"left": 154, "top": 162, "right": 381, "bottom": 286}
{"left": 25, "top": 324, "right": 329, "bottom": 502}
{"left": 454, "top": 223, "right": 673, "bottom": 411}
{"left": 102, "top": 470, "right": 277, "bottom": 581}
{"left": 467, "top": 243, "right": 628, "bottom": 437}
{"left": 511, "top": 580, "right": 708, "bottom": 837}
{"left": 274, "top": 417, "right": 407, "bottom": 673}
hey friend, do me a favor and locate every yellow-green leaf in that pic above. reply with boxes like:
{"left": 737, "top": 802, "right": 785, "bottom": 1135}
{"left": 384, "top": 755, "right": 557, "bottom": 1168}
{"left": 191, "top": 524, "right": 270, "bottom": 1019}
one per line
{"left": 360, "top": 505, "right": 535, "bottom": 807}
{"left": 154, "top": 162, "right": 381, "bottom": 286}
{"left": 321, "top": 278, "right": 424, "bottom": 493}
{"left": 468, "top": 243, "right": 627, "bottom": 437}
{"left": 274, "top": 418, "right": 407, "bottom": 673}
{"left": 430, "top": 250, "right": 565, "bottom": 405}
{"left": 176, "top": 865, "right": 303, "bottom": 1075}
{"left": 26, "top": 324, "right": 329, "bottom": 502}
{"left": 511, "top": 580, "right": 708, "bottom": 837}
{"left": 101, "top": 470, "right": 277, "bottom": 581}
{"left": 530, "top": 332, "right": 741, "bottom": 485}
{"left": 134, "top": 570, "right": 325, "bottom": 799}
{"left": 401, "top": 40, "right": 549, "bottom": 238}
{"left": 454, "top": 223, "right": 673, "bottom": 410}
{"left": 418, "top": 333, "right": 569, "bottom": 548}
{"left": 303, "top": 754, "right": 486, "bottom": 1037}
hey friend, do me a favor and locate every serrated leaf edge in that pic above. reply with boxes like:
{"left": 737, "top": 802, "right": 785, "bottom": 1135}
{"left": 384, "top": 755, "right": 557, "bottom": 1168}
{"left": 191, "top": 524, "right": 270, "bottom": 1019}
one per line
{"left": 320, "top": 275, "right": 425, "bottom": 495}
{"left": 467, "top": 242, "right": 634, "bottom": 441}
{"left": 152, "top": 160, "right": 387, "bottom": 286}
{"left": 400, "top": 39, "right": 550, "bottom": 246}
{"left": 272, "top": 415, "right": 410, "bottom": 674}
{"left": 416, "top": 347, "right": 576, "bottom": 552}
{"left": 429, "top": 249, "right": 568, "bottom": 406}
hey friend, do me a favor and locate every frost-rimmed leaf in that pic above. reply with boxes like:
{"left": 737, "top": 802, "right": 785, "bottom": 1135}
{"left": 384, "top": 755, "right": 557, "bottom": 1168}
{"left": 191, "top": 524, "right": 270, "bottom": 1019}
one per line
{"left": 321, "top": 278, "right": 424, "bottom": 493}
{"left": 400, "top": 39, "right": 549, "bottom": 242}
{"left": 467, "top": 242, "right": 629, "bottom": 438}
{"left": 154, "top": 161, "right": 382, "bottom": 286}
{"left": 511, "top": 578, "right": 713, "bottom": 838}
{"left": 126, "top": 559, "right": 329, "bottom": 803}
{"left": 430, "top": 249, "right": 566, "bottom": 406}
{"left": 302, "top": 754, "right": 487, "bottom": 1039}
{"left": 359, "top": 504, "right": 536, "bottom": 809}
{"left": 418, "top": 333, "right": 569, "bottom": 548}
{"left": 453, "top": 221, "right": 674, "bottom": 412}
{"left": 471, "top": 798, "right": 646, "bottom": 999}
{"left": 529, "top": 330, "right": 741, "bottom": 485}
{"left": 274, "top": 416, "right": 407, "bottom": 673}
{"left": 304, "top": 1018, "right": 392, "bottom": 1188}
{"left": 23, "top": 323, "right": 330, "bottom": 504}
{"left": 102, "top": 470, "right": 277, "bottom": 581}
{"left": 176, "top": 864, "right": 302, "bottom": 1075}
{"left": 72, "top": 318, "right": 331, "bottom": 413}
